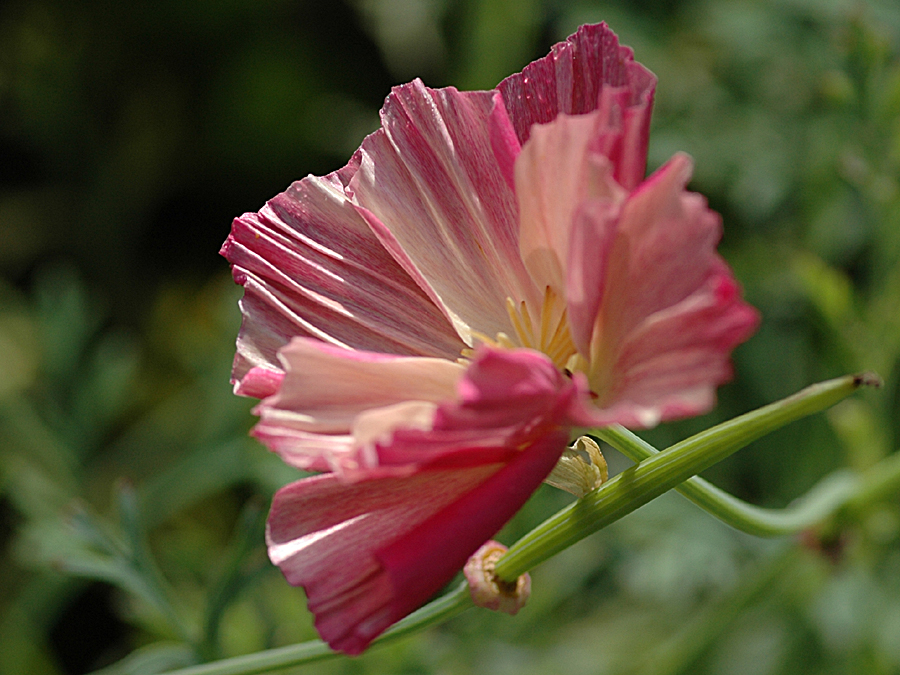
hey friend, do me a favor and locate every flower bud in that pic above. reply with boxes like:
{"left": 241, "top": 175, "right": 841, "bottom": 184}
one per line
{"left": 464, "top": 540, "right": 530, "bottom": 615}
{"left": 544, "top": 436, "right": 608, "bottom": 497}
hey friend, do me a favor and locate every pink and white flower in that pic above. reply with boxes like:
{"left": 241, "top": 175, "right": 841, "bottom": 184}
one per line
{"left": 221, "top": 23, "right": 759, "bottom": 654}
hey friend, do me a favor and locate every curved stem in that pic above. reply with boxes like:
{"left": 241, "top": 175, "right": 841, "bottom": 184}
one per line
{"left": 155, "top": 373, "right": 883, "bottom": 675}
{"left": 843, "top": 447, "right": 900, "bottom": 514}
{"left": 493, "top": 373, "right": 874, "bottom": 581}
{"left": 594, "top": 425, "right": 860, "bottom": 537}
{"left": 157, "top": 583, "right": 471, "bottom": 675}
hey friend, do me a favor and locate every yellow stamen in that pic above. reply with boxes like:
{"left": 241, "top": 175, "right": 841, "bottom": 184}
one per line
{"left": 462, "top": 288, "right": 580, "bottom": 373}
{"left": 505, "top": 297, "right": 534, "bottom": 349}
{"left": 539, "top": 287, "right": 555, "bottom": 349}
{"left": 495, "top": 332, "right": 517, "bottom": 349}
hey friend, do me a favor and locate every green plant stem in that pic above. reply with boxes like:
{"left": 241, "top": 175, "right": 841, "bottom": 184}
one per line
{"left": 493, "top": 373, "right": 875, "bottom": 581}
{"left": 156, "top": 373, "right": 886, "bottom": 675}
{"left": 843, "top": 446, "right": 900, "bottom": 511}
{"left": 158, "top": 583, "right": 471, "bottom": 675}
{"left": 594, "top": 425, "right": 859, "bottom": 537}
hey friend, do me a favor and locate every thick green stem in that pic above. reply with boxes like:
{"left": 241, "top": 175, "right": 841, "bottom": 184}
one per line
{"left": 595, "top": 425, "right": 859, "bottom": 537}
{"left": 158, "top": 584, "right": 471, "bottom": 675}
{"left": 154, "top": 373, "right": 886, "bottom": 675}
{"left": 493, "top": 374, "right": 875, "bottom": 581}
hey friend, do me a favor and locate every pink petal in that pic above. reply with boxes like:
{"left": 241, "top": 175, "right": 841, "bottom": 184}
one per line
{"left": 565, "top": 199, "right": 620, "bottom": 356}
{"left": 489, "top": 92, "right": 521, "bottom": 193}
{"left": 264, "top": 346, "right": 580, "bottom": 653}
{"left": 233, "top": 365, "right": 284, "bottom": 399}
{"left": 376, "top": 431, "right": 565, "bottom": 627}
{"left": 266, "top": 467, "right": 495, "bottom": 653}
{"left": 266, "top": 429, "right": 567, "bottom": 655}
{"left": 594, "top": 154, "right": 723, "bottom": 344}
{"left": 250, "top": 427, "right": 352, "bottom": 474}
{"left": 251, "top": 338, "right": 463, "bottom": 472}
{"left": 349, "top": 80, "right": 540, "bottom": 343}
{"left": 498, "top": 23, "right": 656, "bottom": 190}
{"left": 221, "top": 166, "right": 464, "bottom": 385}
{"left": 376, "top": 346, "right": 582, "bottom": 467}
{"left": 515, "top": 108, "right": 627, "bottom": 295}
{"left": 444, "top": 346, "right": 579, "bottom": 431}
{"left": 574, "top": 154, "right": 759, "bottom": 426}
{"left": 594, "top": 267, "right": 760, "bottom": 426}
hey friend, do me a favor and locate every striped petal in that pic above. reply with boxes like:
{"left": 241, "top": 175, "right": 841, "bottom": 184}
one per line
{"left": 251, "top": 338, "right": 463, "bottom": 473}
{"left": 515, "top": 108, "right": 627, "bottom": 299}
{"left": 265, "top": 347, "right": 581, "bottom": 654}
{"left": 267, "top": 429, "right": 567, "bottom": 655}
{"left": 350, "top": 80, "right": 540, "bottom": 343}
{"left": 498, "top": 22, "right": 656, "bottom": 191}
{"left": 574, "top": 154, "right": 760, "bottom": 427}
{"left": 222, "top": 164, "right": 464, "bottom": 385}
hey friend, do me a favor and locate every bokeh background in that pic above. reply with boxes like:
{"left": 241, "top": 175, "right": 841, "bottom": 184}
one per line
{"left": 2, "top": 0, "right": 900, "bottom": 673}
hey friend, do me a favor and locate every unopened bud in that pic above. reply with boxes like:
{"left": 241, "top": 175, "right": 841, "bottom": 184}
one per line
{"left": 464, "top": 540, "right": 530, "bottom": 615}
{"left": 544, "top": 436, "right": 608, "bottom": 497}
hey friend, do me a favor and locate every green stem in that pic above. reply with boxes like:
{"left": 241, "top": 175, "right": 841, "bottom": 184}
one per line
{"left": 493, "top": 373, "right": 876, "bottom": 581}
{"left": 595, "top": 425, "right": 859, "bottom": 537}
{"left": 155, "top": 373, "right": 884, "bottom": 675}
{"left": 842, "top": 447, "right": 900, "bottom": 514}
{"left": 158, "top": 583, "right": 471, "bottom": 675}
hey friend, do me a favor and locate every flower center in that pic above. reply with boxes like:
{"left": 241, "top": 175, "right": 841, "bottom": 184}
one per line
{"left": 467, "top": 287, "right": 578, "bottom": 372}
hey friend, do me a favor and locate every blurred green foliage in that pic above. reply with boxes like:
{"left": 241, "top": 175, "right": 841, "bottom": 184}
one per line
{"left": 1, "top": 0, "right": 900, "bottom": 674}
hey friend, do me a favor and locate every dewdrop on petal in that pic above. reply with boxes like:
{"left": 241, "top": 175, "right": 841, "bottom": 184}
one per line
{"left": 464, "top": 540, "right": 531, "bottom": 615}
{"left": 544, "top": 436, "right": 608, "bottom": 497}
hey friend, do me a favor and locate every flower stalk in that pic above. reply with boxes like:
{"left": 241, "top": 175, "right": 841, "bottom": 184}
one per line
{"left": 493, "top": 373, "right": 878, "bottom": 581}
{"left": 156, "top": 584, "right": 472, "bottom": 675}
{"left": 594, "top": 426, "right": 859, "bottom": 537}
{"left": 152, "top": 373, "right": 893, "bottom": 675}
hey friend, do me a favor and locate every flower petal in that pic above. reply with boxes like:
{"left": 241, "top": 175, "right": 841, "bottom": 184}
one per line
{"left": 234, "top": 365, "right": 285, "bottom": 399}
{"left": 376, "top": 346, "right": 582, "bottom": 467}
{"left": 592, "top": 266, "right": 760, "bottom": 426}
{"left": 489, "top": 92, "right": 521, "bottom": 193}
{"left": 252, "top": 338, "right": 463, "bottom": 472}
{"left": 264, "top": 346, "right": 579, "bottom": 653}
{"left": 576, "top": 153, "right": 759, "bottom": 426}
{"left": 266, "top": 429, "right": 566, "bottom": 655}
{"left": 565, "top": 199, "right": 620, "bottom": 356}
{"left": 350, "top": 80, "right": 540, "bottom": 343}
{"left": 221, "top": 164, "right": 464, "bottom": 385}
{"left": 515, "top": 108, "right": 627, "bottom": 295}
{"left": 498, "top": 23, "right": 656, "bottom": 190}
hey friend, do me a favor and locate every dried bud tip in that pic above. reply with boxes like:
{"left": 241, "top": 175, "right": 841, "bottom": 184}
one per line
{"left": 544, "top": 436, "right": 608, "bottom": 497}
{"left": 854, "top": 372, "right": 882, "bottom": 388}
{"left": 464, "top": 540, "right": 531, "bottom": 615}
